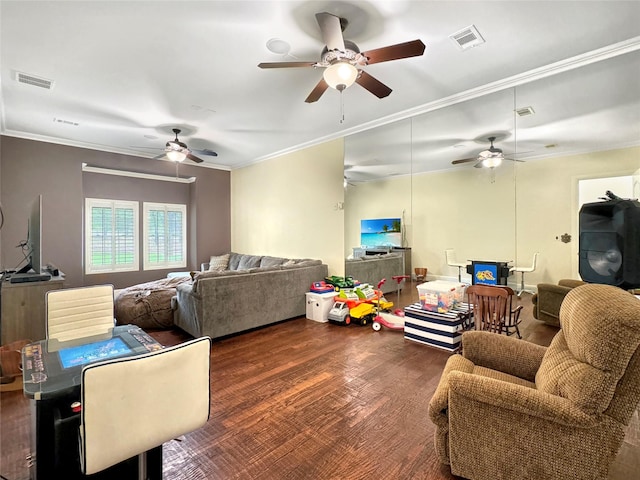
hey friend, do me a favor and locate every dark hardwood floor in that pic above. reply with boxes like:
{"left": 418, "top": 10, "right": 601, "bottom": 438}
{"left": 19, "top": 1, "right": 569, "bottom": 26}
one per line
{"left": 1, "top": 284, "right": 638, "bottom": 479}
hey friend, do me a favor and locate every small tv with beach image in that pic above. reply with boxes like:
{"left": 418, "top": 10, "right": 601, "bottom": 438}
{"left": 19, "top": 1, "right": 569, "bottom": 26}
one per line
{"left": 360, "top": 218, "right": 402, "bottom": 248}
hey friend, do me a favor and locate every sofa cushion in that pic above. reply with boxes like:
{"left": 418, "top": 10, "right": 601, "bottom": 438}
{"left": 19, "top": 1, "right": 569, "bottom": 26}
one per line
{"left": 260, "top": 256, "right": 287, "bottom": 268}
{"left": 228, "top": 252, "right": 242, "bottom": 270}
{"left": 237, "top": 254, "right": 263, "bottom": 270}
{"left": 208, "top": 253, "right": 230, "bottom": 272}
{"left": 281, "top": 259, "right": 322, "bottom": 269}
{"left": 195, "top": 269, "right": 246, "bottom": 281}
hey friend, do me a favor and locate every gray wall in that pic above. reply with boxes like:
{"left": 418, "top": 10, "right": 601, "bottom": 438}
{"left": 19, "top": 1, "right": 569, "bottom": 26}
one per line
{"left": 0, "top": 136, "right": 230, "bottom": 289}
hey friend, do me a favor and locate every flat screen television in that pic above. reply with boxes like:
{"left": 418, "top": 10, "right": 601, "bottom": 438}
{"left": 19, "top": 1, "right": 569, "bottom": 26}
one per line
{"left": 17, "top": 195, "right": 43, "bottom": 274}
{"left": 57, "top": 337, "right": 132, "bottom": 369}
{"left": 360, "top": 217, "right": 402, "bottom": 248}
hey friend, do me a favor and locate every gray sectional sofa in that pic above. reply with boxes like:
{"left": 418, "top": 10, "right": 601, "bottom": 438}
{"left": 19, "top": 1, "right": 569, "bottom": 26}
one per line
{"left": 174, "top": 253, "right": 328, "bottom": 339}
{"left": 345, "top": 253, "right": 406, "bottom": 294}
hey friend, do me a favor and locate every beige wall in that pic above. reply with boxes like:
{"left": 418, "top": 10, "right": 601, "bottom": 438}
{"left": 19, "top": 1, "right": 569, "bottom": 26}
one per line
{"left": 345, "top": 146, "right": 640, "bottom": 290}
{"left": 519, "top": 146, "right": 640, "bottom": 283}
{"left": 231, "top": 139, "right": 345, "bottom": 276}
{"left": 344, "top": 175, "right": 413, "bottom": 259}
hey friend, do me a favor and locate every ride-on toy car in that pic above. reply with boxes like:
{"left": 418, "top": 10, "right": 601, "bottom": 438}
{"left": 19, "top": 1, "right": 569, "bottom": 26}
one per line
{"left": 348, "top": 302, "right": 377, "bottom": 325}
{"left": 371, "top": 278, "right": 405, "bottom": 332}
{"left": 327, "top": 301, "right": 351, "bottom": 325}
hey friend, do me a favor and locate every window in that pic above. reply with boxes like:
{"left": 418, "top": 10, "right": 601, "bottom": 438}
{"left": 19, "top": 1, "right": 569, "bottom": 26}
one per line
{"left": 85, "top": 198, "right": 139, "bottom": 274}
{"left": 143, "top": 202, "right": 187, "bottom": 270}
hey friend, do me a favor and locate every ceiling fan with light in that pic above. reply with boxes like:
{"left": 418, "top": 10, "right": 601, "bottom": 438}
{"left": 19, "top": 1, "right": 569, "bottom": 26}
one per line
{"left": 258, "top": 12, "right": 426, "bottom": 103}
{"left": 153, "top": 128, "right": 218, "bottom": 163}
{"left": 451, "top": 136, "right": 524, "bottom": 169}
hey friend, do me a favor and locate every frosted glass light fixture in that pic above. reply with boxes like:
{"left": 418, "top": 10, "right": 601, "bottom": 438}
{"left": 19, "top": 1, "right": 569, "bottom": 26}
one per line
{"left": 482, "top": 157, "right": 502, "bottom": 168}
{"left": 323, "top": 62, "right": 358, "bottom": 91}
{"left": 167, "top": 150, "right": 186, "bottom": 162}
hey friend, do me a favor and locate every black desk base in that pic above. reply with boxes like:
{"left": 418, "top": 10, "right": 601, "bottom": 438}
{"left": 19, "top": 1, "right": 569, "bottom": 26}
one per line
{"left": 22, "top": 326, "right": 164, "bottom": 479}
{"left": 466, "top": 261, "right": 511, "bottom": 286}
{"left": 30, "top": 391, "right": 162, "bottom": 479}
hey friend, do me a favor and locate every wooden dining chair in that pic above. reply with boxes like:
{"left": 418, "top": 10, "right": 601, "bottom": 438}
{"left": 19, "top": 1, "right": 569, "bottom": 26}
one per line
{"left": 466, "top": 284, "right": 523, "bottom": 338}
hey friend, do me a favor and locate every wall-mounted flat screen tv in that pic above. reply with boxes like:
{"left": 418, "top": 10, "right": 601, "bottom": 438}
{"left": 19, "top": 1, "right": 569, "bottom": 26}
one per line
{"left": 360, "top": 217, "right": 402, "bottom": 248}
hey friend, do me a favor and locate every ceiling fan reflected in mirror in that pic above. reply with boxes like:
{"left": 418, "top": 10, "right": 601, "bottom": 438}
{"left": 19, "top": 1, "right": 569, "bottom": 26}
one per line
{"left": 258, "top": 12, "right": 426, "bottom": 103}
{"left": 451, "top": 136, "right": 524, "bottom": 169}
{"left": 153, "top": 129, "right": 218, "bottom": 164}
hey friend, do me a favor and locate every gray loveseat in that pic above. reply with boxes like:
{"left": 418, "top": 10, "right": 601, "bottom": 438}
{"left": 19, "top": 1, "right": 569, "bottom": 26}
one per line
{"left": 174, "top": 253, "right": 328, "bottom": 339}
{"left": 345, "top": 253, "right": 405, "bottom": 294}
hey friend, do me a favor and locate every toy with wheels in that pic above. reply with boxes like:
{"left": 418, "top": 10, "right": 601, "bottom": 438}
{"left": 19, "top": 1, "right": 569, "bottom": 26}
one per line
{"left": 372, "top": 311, "right": 405, "bottom": 331}
{"left": 349, "top": 302, "right": 377, "bottom": 325}
{"left": 325, "top": 275, "right": 358, "bottom": 290}
{"left": 310, "top": 280, "right": 335, "bottom": 294}
{"left": 371, "top": 278, "right": 406, "bottom": 332}
{"left": 391, "top": 275, "right": 410, "bottom": 304}
{"left": 327, "top": 301, "right": 351, "bottom": 325}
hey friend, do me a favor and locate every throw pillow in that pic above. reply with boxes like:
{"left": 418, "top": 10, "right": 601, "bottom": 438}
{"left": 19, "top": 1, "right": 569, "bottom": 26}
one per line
{"left": 209, "top": 253, "right": 230, "bottom": 272}
{"left": 260, "top": 256, "right": 287, "bottom": 268}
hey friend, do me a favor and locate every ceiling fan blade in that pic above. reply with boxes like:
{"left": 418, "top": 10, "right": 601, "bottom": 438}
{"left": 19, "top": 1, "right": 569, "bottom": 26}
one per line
{"left": 305, "top": 78, "right": 329, "bottom": 103}
{"left": 186, "top": 153, "right": 204, "bottom": 164}
{"left": 258, "top": 61, "right": 317, "bottom": 69}
{"left": 315, "top": 12, "right": 345, "bottom": 51}
{"left": 451, "top": 157, "right": 478, "bottom": 165}
{"left": 504, "top": 157, "right": 526, "bottom": 163}
{"left": 153, "top": 153, "right": 168, "bottom": 160}
{"left": 192, "top": 148, "right": 218, "bottom": 157}
{"left": 361, "top": 39, "right": 426, "bottom": 65}
{"left": 355, "top": 71, "right": 392, "bottom": 99}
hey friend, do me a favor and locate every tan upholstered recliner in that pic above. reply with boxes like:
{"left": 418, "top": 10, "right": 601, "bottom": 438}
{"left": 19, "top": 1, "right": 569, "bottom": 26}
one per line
{"left": 428, "top": 283, "right": 640, "bottom": 480}
{"left": 531, "top": 279, "right": 586, "bottom": 327}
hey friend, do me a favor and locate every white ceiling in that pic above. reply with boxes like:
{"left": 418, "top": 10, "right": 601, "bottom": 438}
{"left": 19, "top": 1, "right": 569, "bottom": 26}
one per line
{"left": 1, "top": 1, "right": 639, "bottom": 180}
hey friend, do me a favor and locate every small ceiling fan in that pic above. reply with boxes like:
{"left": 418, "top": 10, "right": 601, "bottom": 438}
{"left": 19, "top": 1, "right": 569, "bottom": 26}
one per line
{"left": 153, "top": 129, "right": 218, "bottom": 164}
{"left": 258, "top": 12, "right": 426, "bottom": 103}
{"left": 451, "top": 136, "right": 524, "bottom": 168}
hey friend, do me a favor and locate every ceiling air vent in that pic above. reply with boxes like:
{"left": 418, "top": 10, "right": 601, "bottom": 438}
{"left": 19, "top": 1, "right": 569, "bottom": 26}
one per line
{"left": 16, "top": 71, "right": 54, "bottom": 90}
{"left": 516, "top": 106, "right": 535, "bottom": 117}
{"left": 450, "top": 25, "right": 485, "bottom": 50}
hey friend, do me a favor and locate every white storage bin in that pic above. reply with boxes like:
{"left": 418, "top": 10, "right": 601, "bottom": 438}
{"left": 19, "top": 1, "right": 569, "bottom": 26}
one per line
{"left": 305, "top": 291, "right": 337, "bottom": 323}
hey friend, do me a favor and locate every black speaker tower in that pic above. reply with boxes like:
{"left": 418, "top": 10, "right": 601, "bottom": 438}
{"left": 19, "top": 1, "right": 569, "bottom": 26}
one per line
{"left": 579, "top": 192, "right": 640, "bottom": 289}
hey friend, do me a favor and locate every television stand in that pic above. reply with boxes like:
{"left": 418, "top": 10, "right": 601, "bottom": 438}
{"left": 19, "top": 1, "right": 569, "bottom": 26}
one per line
{"left": 1, "top": 275, "right": 64, "bottom": 344}
{"left": 360, "top": 247, "right": 412, "bottom": 277}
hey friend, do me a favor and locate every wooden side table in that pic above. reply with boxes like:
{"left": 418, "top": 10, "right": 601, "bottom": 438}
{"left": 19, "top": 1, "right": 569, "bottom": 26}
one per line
{"left": 1, "top": 276, "right": 65, "bottom": 344}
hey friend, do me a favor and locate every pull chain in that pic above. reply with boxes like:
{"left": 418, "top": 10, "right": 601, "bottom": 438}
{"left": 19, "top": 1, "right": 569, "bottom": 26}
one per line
{"left": 337, "top": 85, "right": 346, "bottom": 124}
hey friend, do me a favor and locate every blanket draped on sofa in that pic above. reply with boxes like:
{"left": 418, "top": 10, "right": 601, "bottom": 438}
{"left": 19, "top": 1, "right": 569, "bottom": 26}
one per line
{"left": 115, "top": 276, "right": 191, "bottom": 329}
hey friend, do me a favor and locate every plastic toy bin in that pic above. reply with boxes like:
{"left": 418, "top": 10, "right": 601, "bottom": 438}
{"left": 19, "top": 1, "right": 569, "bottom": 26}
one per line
{"left": 305, "top": 291, "right": 337, "bottom": 322}
{"left": 417, "top": 281, "right": 466, "bottom": 313}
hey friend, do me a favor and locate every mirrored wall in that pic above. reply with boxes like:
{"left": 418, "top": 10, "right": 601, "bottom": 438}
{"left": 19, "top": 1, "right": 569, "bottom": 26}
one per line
{"left": 344, "top": 48, "right": 640, "bottom": 289}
